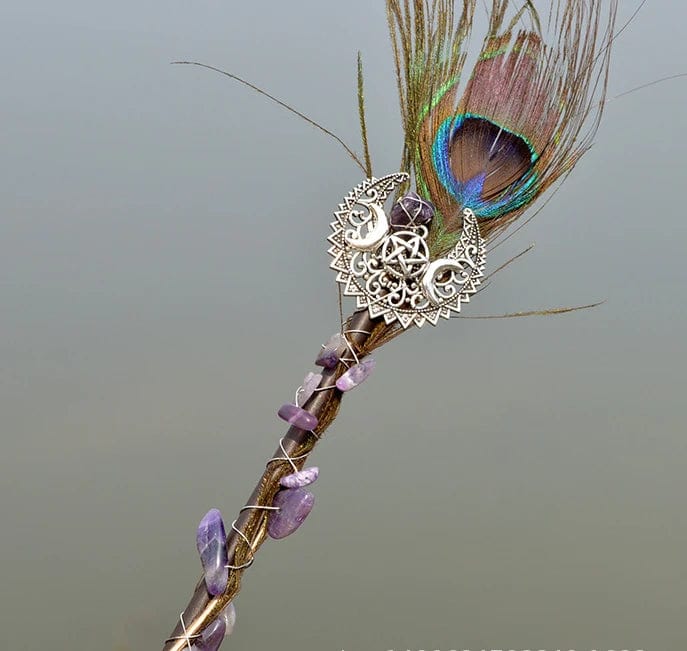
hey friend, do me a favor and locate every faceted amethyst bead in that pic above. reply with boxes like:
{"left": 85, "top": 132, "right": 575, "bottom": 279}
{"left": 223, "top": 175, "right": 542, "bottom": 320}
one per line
{"left": 336, "top": 357, "right": 376, "bottom": 392}
{"left": 268, "top": 488, "right": 315, "bottom": 539}
{"left": 297, "top": 372, "right": 322, "bottom": 407}
{"left": 196, "top": 509, "right": 228, "bottom": 597}
{"left": 315, "top": 333, "right": 347, "bottom": 368}
{"left": 280, "top": 466, "right": 319, "bottom": 488}
{"left": 278, "top": 403, "right": 318, "bottom": 430}
{"left": 390, "top": 192, "right": 435, "bottom": 228}
{"left": 192, "top": 617, "right": 226, "bottom": 651}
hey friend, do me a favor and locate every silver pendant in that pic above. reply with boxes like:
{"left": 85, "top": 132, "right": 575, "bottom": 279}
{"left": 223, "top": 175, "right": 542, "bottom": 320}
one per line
{"left": 328, "top": 173, "right": 486, "bottom": 328}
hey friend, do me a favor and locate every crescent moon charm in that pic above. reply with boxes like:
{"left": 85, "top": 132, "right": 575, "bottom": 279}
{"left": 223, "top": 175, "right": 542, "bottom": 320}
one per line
{"left": 422, "top": 259, "right": 472, "bottom": 305}
{"left": 328, "top": 175, "right": 486, "bottom": 328}
{"left": 344, "top": 200, "right": 390, "bottom": 251}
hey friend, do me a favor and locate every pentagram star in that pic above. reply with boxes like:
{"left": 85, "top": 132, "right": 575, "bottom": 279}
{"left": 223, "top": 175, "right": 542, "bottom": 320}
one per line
{"left": 380, "top": 233, "right": 429, "bottom": 275}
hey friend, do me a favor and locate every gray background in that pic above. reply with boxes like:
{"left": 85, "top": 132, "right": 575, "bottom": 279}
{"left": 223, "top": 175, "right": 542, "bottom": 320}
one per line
{"left": 1, "top": 2, "right": 685, "bottom": 650}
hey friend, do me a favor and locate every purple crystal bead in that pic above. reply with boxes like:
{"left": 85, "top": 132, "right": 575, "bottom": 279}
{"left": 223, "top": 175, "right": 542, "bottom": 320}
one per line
{"left": 336, "top": 357, "right": 376, "bottom": 392}
{"left": 268, "top": 488, "right": 315, "bottom": 539}
{"left": 192, "top": 617, "right": 226, "bottom": 651}
{"left": 297, "top": 372, "right": 322, "bottom": 407}
{"left": 390, "top": 192, "right": 435, "bottom": 228}
{"left": 278, "top": 403, "right": 318, "bottom": 430}
{"left": 280, "top": 466, "right": 319, "bottom": 488}
{"left": 196, "top": 508, "right": 228, "bottom": 597}
{"left": 315, "top": 333, "right": 347, "bottom": 368}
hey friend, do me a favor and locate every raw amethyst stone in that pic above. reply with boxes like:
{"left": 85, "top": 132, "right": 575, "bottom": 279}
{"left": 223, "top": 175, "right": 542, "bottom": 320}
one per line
{"left": 390, "top": 192, "right": 435, "bottom": 228}
{"left": 280, "top": 466, "right": 319, "bottom": 488}
{"left": 192, "top": 617, "right": 226, "bottom": 651}
{"left": 220, "top": 602, "right": 237, "bottom": 637}
{"left": 297, "top": 372, "right": 322, "bottom": 407}
{"left": 268, "top": 488, "right": 315, "bottom": 539}
{"left": 277, "top": 403, "right": 318, "bottom": 430}
{"left": 315, "top": 333, "right": 347, "bottom": 368}
{"left": 336, "top": 357, "right": 376, "bottom": 392}
{"left": 196, "top": 508, "right": 228, "bottom": 597}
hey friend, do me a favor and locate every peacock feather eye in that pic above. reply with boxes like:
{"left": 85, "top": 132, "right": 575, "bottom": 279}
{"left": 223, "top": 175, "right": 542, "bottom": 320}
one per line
{"left": 432, "top": 114, "right": 539, "bottom": 219}
{"left": 388, "top": 0, "right": 618, "bottom": 248}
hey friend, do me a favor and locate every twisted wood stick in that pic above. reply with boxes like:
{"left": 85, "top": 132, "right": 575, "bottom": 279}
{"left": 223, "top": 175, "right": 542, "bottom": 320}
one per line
{"left": 162, "top": 310, "right": 400, "bottom": 650}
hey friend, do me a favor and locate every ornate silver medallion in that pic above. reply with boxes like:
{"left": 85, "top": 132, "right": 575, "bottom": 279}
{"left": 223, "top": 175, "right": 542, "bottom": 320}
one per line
{"left": 328, "top": 173, "right": 486, "bottom": 328}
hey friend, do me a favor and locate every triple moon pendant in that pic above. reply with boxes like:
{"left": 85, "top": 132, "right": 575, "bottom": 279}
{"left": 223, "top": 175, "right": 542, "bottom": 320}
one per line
{"left": 328, "top": 172, "right": 486, "bottom": 329}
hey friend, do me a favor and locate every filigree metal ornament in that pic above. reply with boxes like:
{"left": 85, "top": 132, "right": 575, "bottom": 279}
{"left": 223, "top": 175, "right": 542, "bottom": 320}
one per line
{"left": 328, "top": 173, "right": 486, "bottom": 328}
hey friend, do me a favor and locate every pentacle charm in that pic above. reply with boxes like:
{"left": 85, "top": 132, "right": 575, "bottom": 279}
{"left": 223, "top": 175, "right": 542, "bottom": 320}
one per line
{"left": 328, "top": 173, "right": 486, "bottom": 328}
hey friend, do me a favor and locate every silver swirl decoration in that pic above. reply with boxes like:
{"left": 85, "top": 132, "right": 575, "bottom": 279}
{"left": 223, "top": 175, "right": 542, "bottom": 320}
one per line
{"left": 328, "top": 175, "right": 486, "bottom": 328}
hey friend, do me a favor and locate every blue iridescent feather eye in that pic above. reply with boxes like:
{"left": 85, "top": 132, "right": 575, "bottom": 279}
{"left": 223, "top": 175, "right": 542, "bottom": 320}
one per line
{"left": 388, "top": 1, "right": 618, "bottom": 246}
{"left": 432, "top": 114, "right": 539, "bottom": 219}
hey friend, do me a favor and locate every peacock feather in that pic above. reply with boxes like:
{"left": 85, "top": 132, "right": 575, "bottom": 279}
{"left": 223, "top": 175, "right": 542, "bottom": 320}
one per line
{"left": 387, "top": 0, "right": 618, "bottom": 255}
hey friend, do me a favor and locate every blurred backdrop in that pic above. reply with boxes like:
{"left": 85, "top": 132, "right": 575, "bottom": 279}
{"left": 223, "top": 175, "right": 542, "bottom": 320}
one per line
{"left": 1, "top": 2, "right": 685, "bottom": 650}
